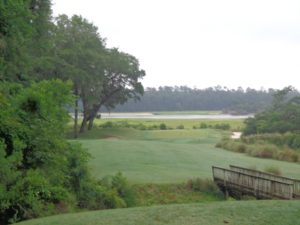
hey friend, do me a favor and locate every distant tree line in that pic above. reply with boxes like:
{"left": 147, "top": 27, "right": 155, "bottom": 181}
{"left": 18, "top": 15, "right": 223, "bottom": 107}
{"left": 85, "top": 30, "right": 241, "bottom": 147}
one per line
{"left": 109, "top": 86, "right": 299, "bottom": 114}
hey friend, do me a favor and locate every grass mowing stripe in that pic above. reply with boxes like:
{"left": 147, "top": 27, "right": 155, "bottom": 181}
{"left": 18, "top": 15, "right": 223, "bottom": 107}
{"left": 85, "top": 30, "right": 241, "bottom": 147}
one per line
{"left": 76, "top": 128, "right": 300, "bottom": 183}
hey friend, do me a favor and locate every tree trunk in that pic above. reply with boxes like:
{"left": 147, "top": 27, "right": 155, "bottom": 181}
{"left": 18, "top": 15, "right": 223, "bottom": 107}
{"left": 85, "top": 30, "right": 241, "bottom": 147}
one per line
{"left": 79, "top": 91, "right": 90, "bottom": 133}
{"left": 73, "top": 87, "right": 79, "bottom": 138}
{"left": 87, "top": 116, "right": 95, "bottom": 130}
{"left": 87, "top": 104, "right": 102, "bottom": 131}
{"left": 79, "top": 116, "right": 88, "bottom": 133}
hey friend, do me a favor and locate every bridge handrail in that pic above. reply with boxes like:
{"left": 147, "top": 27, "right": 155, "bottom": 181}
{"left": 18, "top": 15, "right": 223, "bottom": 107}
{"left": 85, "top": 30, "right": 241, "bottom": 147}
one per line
{"left": 212, "top": 166, "right": 293, "bottom": 185}
{"left": 229, "top": 165, "right": 300, "bottom": 193}
{"left": 212, "top": 166, "right": 294, "bottom": 199}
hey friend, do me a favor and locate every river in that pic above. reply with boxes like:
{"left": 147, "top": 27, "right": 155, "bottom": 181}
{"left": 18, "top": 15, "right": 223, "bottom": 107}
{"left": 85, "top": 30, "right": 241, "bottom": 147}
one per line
{"left": 99, "top": 113, "right": 252, "bottom": 120}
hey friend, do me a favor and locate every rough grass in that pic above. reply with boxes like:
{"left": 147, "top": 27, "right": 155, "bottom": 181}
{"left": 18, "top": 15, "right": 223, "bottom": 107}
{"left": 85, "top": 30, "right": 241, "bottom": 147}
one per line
{"left": 134, "top": 181, "right": 223, "bottom": 206}
{"left": 16, "top": 200, "right": 300, "bottom": 225}
{"left": 217, "top": 138, "right": 300, "bottom": 163}
{"left": 78, "top": 118, "right": 245, "bottom": 131}
{"left": 75, "top": 128, "right": 300, "bottom": 183}
{"left": 152, "top": 110, "right": 222, "bottom": 115}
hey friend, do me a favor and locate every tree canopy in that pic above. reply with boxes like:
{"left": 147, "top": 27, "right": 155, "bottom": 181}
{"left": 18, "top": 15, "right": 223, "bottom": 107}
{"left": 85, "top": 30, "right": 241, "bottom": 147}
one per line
{"left": 244, "top": 86, "right": 300, "bottom": 135}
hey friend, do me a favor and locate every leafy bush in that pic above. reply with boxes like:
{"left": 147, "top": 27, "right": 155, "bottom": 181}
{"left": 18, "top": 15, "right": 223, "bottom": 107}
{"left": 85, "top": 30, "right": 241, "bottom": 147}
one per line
{"left": 99, "top": 172, "right": 136, "bottom": 207}
{"left": 159, "top": 123, "right": 167, "bottom": 130}
{"left": 0, "top": 81, "right": 137, "bottom": 223}
{"left": 200, "top": 122, "right": 208, "bottom": 129}
{"left": 176, "top": 124, "right": 184, "bottom": 129}
{"left": 186, "top": 178, "right": 224, "bottom": 198}
{"left": 216, "top": 137, "right": 300, "bottom": 163}
{"left": 99, "top": 121, "right": 114, "bottom": 128}
{"left": 214, "top": 123, "right": 230, "bottom": 130}
{"left": 264, "top": 166, "right": 282, "bottom": 176}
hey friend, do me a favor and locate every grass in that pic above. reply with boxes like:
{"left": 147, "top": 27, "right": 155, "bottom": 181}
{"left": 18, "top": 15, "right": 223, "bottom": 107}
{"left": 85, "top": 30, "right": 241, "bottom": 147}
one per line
{"left": 74, "top": 118, "right": 245, "bottom": 131}
{"left": 16, "top": 200, "right": 300, "bottom": 225}
{"left": 75, "top": 127, "right": 300, "bottom": 183}
{"left": 152, "top": 110, "right": 222, "bottom": 115}
{"left": 134, "top": 181, "right": 223, "bottom": 206}
{"left": 17, "top": 119, "right": 300, "bottom": 225}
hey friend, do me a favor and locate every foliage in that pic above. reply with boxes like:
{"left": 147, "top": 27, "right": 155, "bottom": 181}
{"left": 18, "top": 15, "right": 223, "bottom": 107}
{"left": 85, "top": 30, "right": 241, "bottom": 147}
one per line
{"left": 216, "top": 136, "right": 300, "bottom": 163}
{"left": 193, "top": 122, "right": 231, "bottom": 130}
{"left": 264, "top": 166, "right": 282, "bottom": 176}
{"left": 244, "top": 87, "right": 300, "bottom": 135}
{"left": 100, "top": 172, "right": 136, "bottom": 207}
{"left": 0, "top": 81, "right": 137, "bottom": 223}
{"left": 186, "top": 178, "right": 224, "bottom": 198}
{"left": 0, "top": 0, "right": 52, "bottom": 82}
{"left": 49, "top": 14, "right": 145, "bottom": 135}
{"left": 0, "top": 80, "right": 74, "bottom": 223}
{"left": 159, "top": 123, "right": 167, "bottom": 130}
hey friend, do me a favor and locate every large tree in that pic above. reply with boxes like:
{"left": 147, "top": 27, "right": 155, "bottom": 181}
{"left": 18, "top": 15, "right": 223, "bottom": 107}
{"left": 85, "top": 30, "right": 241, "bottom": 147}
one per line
{"left": 80, "top": 48, "right": 145, "bottom": 132}
{"left": 50, "top": 15, "right": 145, "bottom": 135}
{"left": 50, "top": 14, "right": 106, "bottom": 137}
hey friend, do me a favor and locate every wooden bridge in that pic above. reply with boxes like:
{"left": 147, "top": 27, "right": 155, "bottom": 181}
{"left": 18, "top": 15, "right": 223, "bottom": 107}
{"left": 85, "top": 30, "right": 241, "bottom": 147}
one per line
{"left": 212, "top": 165, "right": 300, "bottom": 200}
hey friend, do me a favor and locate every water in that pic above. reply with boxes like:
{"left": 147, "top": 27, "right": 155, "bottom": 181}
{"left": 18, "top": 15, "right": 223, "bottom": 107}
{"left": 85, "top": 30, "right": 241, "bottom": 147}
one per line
{"left": 100, "top": 113, "right": 252, "bottom": 120}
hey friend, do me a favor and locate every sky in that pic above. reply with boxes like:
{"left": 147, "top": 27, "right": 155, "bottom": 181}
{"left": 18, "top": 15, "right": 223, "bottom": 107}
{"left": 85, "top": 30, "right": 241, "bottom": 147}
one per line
{"left": 52, "top": 0, "right": 300, "bottom": 90}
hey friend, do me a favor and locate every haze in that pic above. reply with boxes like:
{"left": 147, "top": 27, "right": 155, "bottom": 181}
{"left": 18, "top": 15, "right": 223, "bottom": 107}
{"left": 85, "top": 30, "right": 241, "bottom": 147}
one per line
{"left": 52, "top": 0, "right": 300, "bottom": 89}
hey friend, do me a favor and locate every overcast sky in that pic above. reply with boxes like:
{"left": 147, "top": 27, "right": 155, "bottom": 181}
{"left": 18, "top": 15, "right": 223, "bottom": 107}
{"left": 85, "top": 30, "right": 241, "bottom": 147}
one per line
{"left": 52, "top": 0, "right": 300, "bottom": 89}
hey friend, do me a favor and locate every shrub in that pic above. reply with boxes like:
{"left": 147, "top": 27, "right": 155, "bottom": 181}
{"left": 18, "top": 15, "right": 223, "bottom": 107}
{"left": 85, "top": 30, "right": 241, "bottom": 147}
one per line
{"left": 200, "top": 122, "right": 208, "bottom": 129}
{"left": 100, "top": 172, "right": 136, "bottom": 207}
{"left": 186, "top": 178, "right": 224, "bottom": 198}
{"left": 99, "top": 121, "right": 114, "bottom": 128}
{"left": 214, "top": 123, "right": 230, "bottom": 130}
{"left": 236, "top": 143, "right": 246, "bottom": 153}
{"left": 264, "top": 166, "right": 282, "bottom": 176}
{"left": 176, "top": 124, "right": 184, "bottom": 129}
{"left": 159, "top": 123, "right": 167, "bottom": 130}
{"left": 77, "top": 181, "right": 125, "bottom": 209}
{"left": 277, "top": 149, "right": 299, "bottom": 162}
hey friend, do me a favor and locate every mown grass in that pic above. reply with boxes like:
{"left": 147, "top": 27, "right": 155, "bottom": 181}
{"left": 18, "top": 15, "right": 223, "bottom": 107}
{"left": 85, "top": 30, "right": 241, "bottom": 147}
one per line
{"left": 17, "top": 120, "right": 300, "bottom": 225}
{"left": 16, "top": 200, "right": 300, "bottom": 225}
{"left": 75, "top": 127, "right": 300, "bottom": 183}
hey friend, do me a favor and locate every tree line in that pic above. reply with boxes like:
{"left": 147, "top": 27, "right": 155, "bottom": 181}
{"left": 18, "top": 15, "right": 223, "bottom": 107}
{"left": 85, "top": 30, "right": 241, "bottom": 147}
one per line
{"left": 110, "top": 86, "right": 299, "bottom": 114}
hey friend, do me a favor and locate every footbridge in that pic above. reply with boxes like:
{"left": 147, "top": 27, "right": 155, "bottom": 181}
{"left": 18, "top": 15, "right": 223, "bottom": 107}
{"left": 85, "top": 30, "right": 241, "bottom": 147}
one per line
{"left": 212, "top": 165, "right": 300, "bottom": 200}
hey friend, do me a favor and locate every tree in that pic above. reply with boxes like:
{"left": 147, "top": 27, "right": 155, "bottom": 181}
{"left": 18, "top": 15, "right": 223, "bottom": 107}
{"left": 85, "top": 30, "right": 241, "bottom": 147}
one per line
{"left": 0, "top": 0, "right": 53, "bottom": 82}
{"left": 243, "top": 86, "right": 300, "bottom": 135}
{"left": 79, "top": 48, "right": 145, "bottom": 132}
{"left": 50, "top": 14, "right": 106, "bottom": 137}
{"left": 0, "top": 0, "right": 34, "bottom": 81}
{"left": 45, "top": 14, "right": 145, "bottom": 135}
{"left": 0, "top": 80, "right": 74, "bottom": 223}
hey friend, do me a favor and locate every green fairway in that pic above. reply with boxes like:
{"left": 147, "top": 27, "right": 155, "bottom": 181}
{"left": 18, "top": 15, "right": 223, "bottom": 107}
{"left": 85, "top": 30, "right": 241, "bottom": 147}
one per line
{"left": 76, "top": 128, "right": 300, "bottom": 183}
{"left": 16, "top": 200, "right": 300, "bottom": 225}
